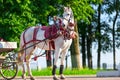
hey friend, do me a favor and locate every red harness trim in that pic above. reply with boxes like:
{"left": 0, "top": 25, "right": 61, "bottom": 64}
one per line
{"left": 23, "top": 27, "right": 31, "bottom": 62}
{"left": 23, "top": 28, "right": 30, "bottom": 45}
{"left": 22, "top": 27, "right": 41, "bottom": 48}
{"left": 22, "top": 26, "right": 56, "bottom": 61}
{"left": 33, "top": 27, "right": 39, "bottom": 41}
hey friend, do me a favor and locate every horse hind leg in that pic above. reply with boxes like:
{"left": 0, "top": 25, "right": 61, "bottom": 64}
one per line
{"left": 17, "top": 47, "right": 24, "bottom": 63}
{"left": 26, "top": 61, "right": 35, "bottom": 80}
{"left": 26, "top": 49, "right": 35, "bottom": 80}
{"left": 21, "top": 62, "right": 26, "bottom": 79}
{"left": 17, "top": 42, "right": 23, "bottom": 62}
{"left": 17, "top": 47, "right": 26, "bottom": 79}
{"left": 20, "top": 46, "right": 35, "bottom": 80}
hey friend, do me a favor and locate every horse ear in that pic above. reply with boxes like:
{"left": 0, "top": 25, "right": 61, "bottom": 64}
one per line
{"left": 68, "top": 6, "right": 70, "bottom": 9}
{"left": 68, "top": 6, "right": 72, "bottom": 11}
{"left": 64, "top": 7, "right": 68, "bottom": 12}
{"left": 64, "top": 7, "right": 66, "bottom": 11}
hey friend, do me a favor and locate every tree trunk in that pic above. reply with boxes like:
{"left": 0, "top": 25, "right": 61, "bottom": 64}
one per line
{"left": 97, "top": 4, "right": 101, "bottom": 69}
{"left": 70, "top": 20, "right": 82, "bottom": 69}
{"left": 81, "top": 24, "right": 86, "bottom": 68}
{"left": 81, "top": 34, "right": 86, "bottom": 68}
{"left": 112, "top": 0, "right": 118, "bottom": 69}
{"left": 87, "top": 25, "right": 93, "bottom": 69}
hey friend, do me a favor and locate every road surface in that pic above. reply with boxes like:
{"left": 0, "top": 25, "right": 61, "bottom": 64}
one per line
{"left": 1, "top": 75, "right": 120, "bottom": 80}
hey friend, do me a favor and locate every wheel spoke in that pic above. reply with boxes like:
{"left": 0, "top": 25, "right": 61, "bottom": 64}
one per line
{"left": 0, "top": 61, "right": 18, "bottom": 79}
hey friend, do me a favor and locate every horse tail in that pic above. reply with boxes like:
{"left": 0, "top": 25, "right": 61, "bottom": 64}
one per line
{"left": 17, "top": 52, "right": 21, "bottom": 62}
{"left": 17, "top": 32, "right": 24, "bottom": 63}
{"left": 17, "top": 43, "right": 23, "bottom": 62}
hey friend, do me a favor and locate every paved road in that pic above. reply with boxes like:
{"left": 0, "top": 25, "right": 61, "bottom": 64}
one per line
{"left": 1, "top": 75, "right": 120, "bottom": 80}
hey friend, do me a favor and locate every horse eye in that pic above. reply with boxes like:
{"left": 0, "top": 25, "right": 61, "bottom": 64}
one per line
{"left": 67, "top": 14, "right": 70, "bottom": 15}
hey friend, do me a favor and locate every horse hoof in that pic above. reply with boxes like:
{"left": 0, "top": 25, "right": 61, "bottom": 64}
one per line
{"left": 60, "top": 77, "right": 65, "bottom": 79}
{"left": 21, "top": 75, "right": 26, "bottom": 79}
{"left": 53, "top": 76, "right": 59, "bottom": 80}
{"left": 60, "top": 75, "right": 65, "bottom": 79}
{"left": 30, "top": 77, "right": 35, "bottom": 80}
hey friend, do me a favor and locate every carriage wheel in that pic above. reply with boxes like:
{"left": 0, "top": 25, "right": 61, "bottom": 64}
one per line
{"left": 0, "top": 57, "right": 18, "bottom": 79}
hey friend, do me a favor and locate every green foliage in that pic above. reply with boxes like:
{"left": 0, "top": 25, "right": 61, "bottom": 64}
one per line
{"left": 0, "top": 0, "right": 97, "bottom": 46}
{"left": 0, "top": 0, "right": 57, "bottom": 43}
{"left": 0, "top": 0, "right": 34, "bottom": 42}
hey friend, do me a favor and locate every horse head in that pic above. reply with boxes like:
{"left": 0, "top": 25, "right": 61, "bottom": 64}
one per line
{"left": 62, "top": 6, "right": 75, "bottom": 31}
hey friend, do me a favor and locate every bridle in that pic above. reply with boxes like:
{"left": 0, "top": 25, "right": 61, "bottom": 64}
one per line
{"left": 53, "top": 10, "right": 75, "bottom": 40}
{"left": 62, "top": 12, "right": 74, "bottom": 31}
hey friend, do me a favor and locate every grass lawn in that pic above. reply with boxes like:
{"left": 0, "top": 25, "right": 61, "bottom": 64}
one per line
{"left": 17, "top": 68, "right": 99, "bottom": 76}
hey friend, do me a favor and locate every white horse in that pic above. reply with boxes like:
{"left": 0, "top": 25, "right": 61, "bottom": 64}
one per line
{"left": 18, "top": 6, "right": 76, "bottom": 80}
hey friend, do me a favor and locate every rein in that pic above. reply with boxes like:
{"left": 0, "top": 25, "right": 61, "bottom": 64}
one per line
{"left": 52, "top": 12, "right": 75, "bottom": 40}
{"left": 31, "top": 41, "right": 46, "bottom": 61}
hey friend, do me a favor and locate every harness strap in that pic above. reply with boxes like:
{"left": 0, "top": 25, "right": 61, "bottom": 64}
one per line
{"left": 33, "top": 27, "right": 39, "bottom": 41}
{"left": 23, "top": 28, "right": 29, "bottom": 45}
{"left": 23, "top": 28, "right": 30, "bottom": 62}
{"left": 22, "top": 27, "right": 40, "bottom": 62}
{"left": 23, "top": 27, "right": 40, "bottom": 48}
{"left": 33, "top": 27, "right": 40, "bottom": 49}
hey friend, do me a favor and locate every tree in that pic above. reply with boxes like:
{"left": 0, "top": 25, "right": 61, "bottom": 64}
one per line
{"left": 0, "top": 0, "right": 57, "bottom": 42}
{"left": 78, "top": 22, "right": 87, "bottom": 68}
{"left": 97, "top": 3, "right": 102, "bottom": 69}
{"left": 64, "top": 0, "right": 100, "bottom": 69}
{"left": 70, "top": 20, "right": 82, "bottom": 68}
{"left": 112, "top": 0, "right": 120, "bottom": 69}
{"left": 103, "top": 0, "right": 120, "bottom": 69}
{"left": 86, "top": 25, "right": 93, "bottom": 69}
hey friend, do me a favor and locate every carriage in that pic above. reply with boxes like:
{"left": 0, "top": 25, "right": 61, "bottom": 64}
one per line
{"left": 0, "top": 41, "right": 18, "bottom": 79}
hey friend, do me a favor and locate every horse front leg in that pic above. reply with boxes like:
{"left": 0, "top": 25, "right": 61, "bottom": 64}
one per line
{"left": 52, "top": 49, "right": 61, "bottom": 80}
{"left": 59, "top": 50, "right": 68, "bottom": 79}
